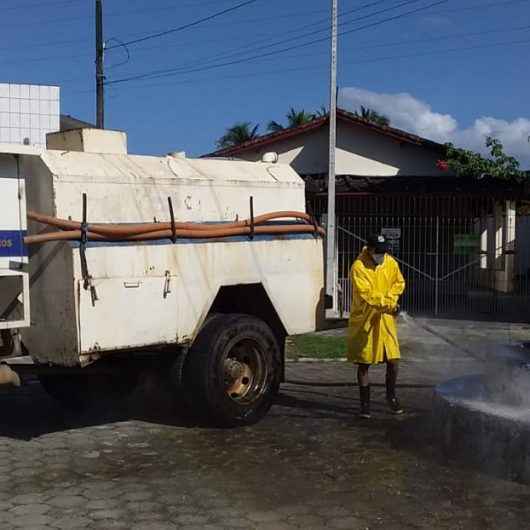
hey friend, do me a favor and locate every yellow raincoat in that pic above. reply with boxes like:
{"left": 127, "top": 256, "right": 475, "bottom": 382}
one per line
{"left": 347, "top": 249, "right": 405, "bottom": 364}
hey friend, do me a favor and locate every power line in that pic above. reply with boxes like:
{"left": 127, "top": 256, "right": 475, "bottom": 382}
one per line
{"left": 425, "top": 0, "right": 529, "bottom": 14}
{"left": 73, "top": 35, "right": 530, "bottom": 96}
{"left": 0, "top": 5, "right": 324, "bottom": 55}
{"left": 353, "top": 23, "right": 530, "bottom": 51}
{"left": 106, "top": 0, "right": 448, "bottom": 86}
{"left": 144, "top": 0, "right": 402, "bottom": 75}
{"left": 107, "top": 0, "right": 427, "bottom": 83}
{"left": 98, "top": 3, "right": 386, "bottom": 64}
{"left": 106, "top": 0, "right": 261, "bottom": 50}
{"left": 1, "top": 0, "right": 527, "bottom": 54}
{"left": 12, "top": 22, "right": 530, "bottom": 72}
{"left": 0, "top": 0, "right": 243, "bottom": 32}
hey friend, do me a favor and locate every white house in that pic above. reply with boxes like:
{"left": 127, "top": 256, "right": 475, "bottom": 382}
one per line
{"left": 205, "top": 108, "right": 447, "bottom": 178}
{"left": 205, "top": 109, "right": 530, "bottom": 319}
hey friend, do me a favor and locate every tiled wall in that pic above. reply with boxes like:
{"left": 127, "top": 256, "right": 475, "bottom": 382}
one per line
{"left": 0, "top": 83, "right": 60, "bottom": 146}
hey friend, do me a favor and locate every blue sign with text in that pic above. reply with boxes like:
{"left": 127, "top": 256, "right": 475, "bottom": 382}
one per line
{"left": 0, "top": 230, "right": 27, "bottom": 257}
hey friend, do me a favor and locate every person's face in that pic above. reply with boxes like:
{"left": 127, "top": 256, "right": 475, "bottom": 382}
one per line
{"left": 368, "top": 247, "right": 385, "bottom": 265}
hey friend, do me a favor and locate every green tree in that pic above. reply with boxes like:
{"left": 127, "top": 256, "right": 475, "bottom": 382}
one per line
{"left": 267, "top": 120, "right": 284, "bottom": 133}
{"left": 354, "top": 105, "right": 390, "bottom": 127}
{"left": 441, "top": 136, "right": 525, "bottom": 181}
{"left": 267, "top": 107, "right": 316, "bottom": 132}
{"left": 314, "top": 106, "right": 328, "bottom": 118}
{"left": 216, "top": 122, "right": 259, "bottom": 149}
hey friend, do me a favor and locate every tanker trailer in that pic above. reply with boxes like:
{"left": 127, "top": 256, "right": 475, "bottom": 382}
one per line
{"left": 0, "top": 128, "right": 325, "bottom": 425}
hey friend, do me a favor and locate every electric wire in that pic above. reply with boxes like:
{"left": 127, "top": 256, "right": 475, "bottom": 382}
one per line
{"left": 105, "top": 0, "right": 261, "bottom": 50}
{"left": 128, "top": 0, "right": 402, "bottom": 76}
{"left": 90, "top": 36, "right": 530, "bottom": 95}
{"left": 106, "top": 0, "right": 448, "bottom": 86}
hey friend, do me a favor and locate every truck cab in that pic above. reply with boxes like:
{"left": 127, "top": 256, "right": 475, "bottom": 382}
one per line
{"left": 0, "top": 147, "right": 31, "bottom": 350}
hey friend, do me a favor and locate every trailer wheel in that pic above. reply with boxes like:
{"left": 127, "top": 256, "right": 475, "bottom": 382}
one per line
{"left": 184, "top": 314, "right": 281, "bottom": 427}
{"left": 39, "top": 371, "right": 138, "bottom": 411}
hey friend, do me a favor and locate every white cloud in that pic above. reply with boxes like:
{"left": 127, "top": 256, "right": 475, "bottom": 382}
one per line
{"left": 340, "top": 87, "right": 530, "bottom": 168}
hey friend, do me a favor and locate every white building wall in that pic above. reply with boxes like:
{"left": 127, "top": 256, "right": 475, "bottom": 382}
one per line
{"left": 0, "top": 83, "right": 60, "bottom": 147}
{"left": 231, "top": 120, "right": 446, "bottom": 177}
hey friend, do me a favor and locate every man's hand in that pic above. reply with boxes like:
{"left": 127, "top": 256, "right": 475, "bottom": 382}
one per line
{"left": 382, "top": 304, "right": 400, "bottom": 315}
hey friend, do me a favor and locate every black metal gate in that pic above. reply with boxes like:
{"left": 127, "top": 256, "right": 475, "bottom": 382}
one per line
{"left": 313, "top": 194, "right": 530, "bottom": 321}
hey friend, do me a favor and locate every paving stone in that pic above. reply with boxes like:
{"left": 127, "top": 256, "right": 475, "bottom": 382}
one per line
{"left": 85, "top": 499, "right": 119, "bottom": 510}
{"left": 329, "top": 516, "right": 365, "bottom": 529}
{"left": 89, "top": 521, "right": 129, "bottom": 530}
{"left": 10, "top": 493, "right": 47, "bottom": 505}
{"left": 255, "top": 523, "right": 299, "bottom": 530}
{"left": 276, "top": 504, "right": 312, "bottom": 516}
{"left": 317, "top": 506, "right": 351, "bottom": 518}
{"left": 50, "top": 515, "right": 91, "bottom": 528}
{"left": 287, "top": 514, "right": 325, "bottom": 526}
{"left": 173, "top": 513, "right": 211, "bottom": 525}
{"left": 123, "top": 491, "right": 154, "bottom": 502}
{"left": 90, "top": 508, "right": 127, "bottom": 520}
{"left": 247, "top": 510, "right": 283, "bottom": 523}
{"left": 130, "top": 522, "right": 176, "bottom": 530}
{"left": 127, "top": 501, "right": 163, "bottom": 513}
{"left": 11, "top": 514, "right": 52, "bottom": 527}
{"left": 83, "top": 488, "right": 122, "bottom": 500}
{"left": 48, "top": 496, "right": 86, "bottom": 509}
{"left": 216, "top": 518, "right": 249, "bottom": 528}
{"left": 9, "top": 503, "right": 50, "bottom": 516}
{"left": 134, "top": 512, "right": 165, "bottom": 522}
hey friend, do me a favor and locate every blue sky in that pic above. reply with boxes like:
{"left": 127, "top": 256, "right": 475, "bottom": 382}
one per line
{"left": 1, "top": 0, "right": 529, "bottom": 164}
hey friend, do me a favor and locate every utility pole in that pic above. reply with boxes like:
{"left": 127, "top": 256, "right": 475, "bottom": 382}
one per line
{"left": 95, "top": 0, "right": 105, "bottom": 128}
{"left": 325, "top": 0, "right": 338, "bottom": 315}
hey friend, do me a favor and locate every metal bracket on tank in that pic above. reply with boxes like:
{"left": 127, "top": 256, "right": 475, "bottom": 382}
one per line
{"left": 249, "top": 196, "right": 255, "bottom": 240}
{"left": 168, "top": 197, "right": 177, "bottom": 243}
{"left": 79, "top": 193, "right": 98, "bottom": 306}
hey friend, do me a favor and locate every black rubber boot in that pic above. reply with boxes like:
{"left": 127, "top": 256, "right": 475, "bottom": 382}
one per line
{"left": 386, "top": 378, "right": 404, "bottom": 415}
{"left": 359, "top": 385, "right": 371, "bottom": 419}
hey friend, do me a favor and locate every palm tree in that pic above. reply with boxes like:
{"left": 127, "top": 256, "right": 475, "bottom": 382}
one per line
{"left": 267, "top": 107, "right": 317, "bottom": 132}
{"left": 216, "top": 122, "right": 260, "bottom": 149}
{"left": 286, "top": 107, "right": 316, "bottom": 128}
{"left": 267, "top": 120, "right": 284, "bottom": 133}
{"left": 354, "top": 105, "right": 390, "bottom": 127}
{"left": 314, "top": 106, "right": 328, "bottom": 118}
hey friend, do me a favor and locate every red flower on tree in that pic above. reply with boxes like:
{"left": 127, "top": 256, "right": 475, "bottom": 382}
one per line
{"left": 436, "top": 160, "right": 449, "bottom": 171}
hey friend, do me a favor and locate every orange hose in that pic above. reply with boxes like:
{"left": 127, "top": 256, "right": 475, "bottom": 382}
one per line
{"left": 24, "top": 210, "right": 324, "bottom": 245}
{"left": 27, "top": 210, "right": 314, "bottom": 237}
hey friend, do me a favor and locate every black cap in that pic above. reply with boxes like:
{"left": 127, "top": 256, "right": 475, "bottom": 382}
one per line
{"left": 366, "top": 234, "right": 389, "bottom": 253}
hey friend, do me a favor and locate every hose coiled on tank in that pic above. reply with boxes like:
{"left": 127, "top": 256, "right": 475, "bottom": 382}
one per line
{"left": 24, "top": 210, "right": 324, "bottom": 245}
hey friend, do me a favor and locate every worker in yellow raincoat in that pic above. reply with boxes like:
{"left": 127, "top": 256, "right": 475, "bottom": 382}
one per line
{"left": 348, "top": 234, "right": 405, "bottom": 419}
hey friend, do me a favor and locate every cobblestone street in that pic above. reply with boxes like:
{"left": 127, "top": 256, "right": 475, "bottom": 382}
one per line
{"left": 1, "top": 318, "right": 529, "bottom": 529}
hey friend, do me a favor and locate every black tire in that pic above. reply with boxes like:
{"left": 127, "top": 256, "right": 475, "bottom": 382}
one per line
{"left": 183, "top": 314, "right": 282, "bottom": 427}
{"left": 39, "top": 369, "right": 138, "bottom": 412}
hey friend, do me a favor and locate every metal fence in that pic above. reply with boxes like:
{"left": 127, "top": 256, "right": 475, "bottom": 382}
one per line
{"left": 313, "top": 194, "right": 530, "bottom": 321}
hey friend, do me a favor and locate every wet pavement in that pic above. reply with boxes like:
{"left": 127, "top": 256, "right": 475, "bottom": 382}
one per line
{"left": 1, "top": 317, "right": 530, "bottom": 529}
